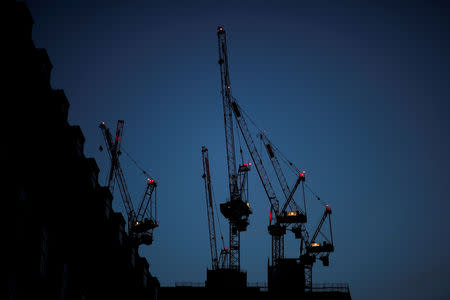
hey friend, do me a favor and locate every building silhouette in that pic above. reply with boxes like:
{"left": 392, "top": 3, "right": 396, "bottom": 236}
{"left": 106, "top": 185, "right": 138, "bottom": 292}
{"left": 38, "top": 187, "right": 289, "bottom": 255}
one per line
{"left": 5, "top": 1, "right": 159, "bottom": 299}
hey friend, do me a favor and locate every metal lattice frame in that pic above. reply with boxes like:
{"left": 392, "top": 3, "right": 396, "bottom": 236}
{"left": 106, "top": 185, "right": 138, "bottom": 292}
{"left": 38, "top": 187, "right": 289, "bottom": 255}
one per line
{"left": 305, "top": 263, "right": 312, "bottom": 293}
{"left": 229, "top": 224, "right": 240, "bottom": 270}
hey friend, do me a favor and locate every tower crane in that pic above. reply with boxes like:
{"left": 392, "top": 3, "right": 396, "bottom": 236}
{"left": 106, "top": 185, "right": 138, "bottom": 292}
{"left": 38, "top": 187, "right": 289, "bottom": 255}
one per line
{"left": 202, "top": 146, "right": 229, "bottom": 270}
{"left": 99, "top": 120, "right": 158, "bottom": 246}
{"left": 217, "top": 26, "right": 252, "bottom": 271}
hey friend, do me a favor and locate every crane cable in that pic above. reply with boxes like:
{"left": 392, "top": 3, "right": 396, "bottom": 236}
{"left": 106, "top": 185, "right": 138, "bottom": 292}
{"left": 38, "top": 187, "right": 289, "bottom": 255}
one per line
{"left": 211, "top": 185, "right": 226, "bottom": 251}
{"left": 235, "top": 118, "right": 245, "bottom": 165}
{"left": 237, "top": 101, "right": 328, "bottom": 209}
{"left": 121, "top": 146, "right": 155, "bottom": 180}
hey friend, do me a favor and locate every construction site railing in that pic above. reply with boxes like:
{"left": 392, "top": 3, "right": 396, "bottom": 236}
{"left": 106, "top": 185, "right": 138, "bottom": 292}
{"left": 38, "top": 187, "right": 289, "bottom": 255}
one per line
{"left": 311, "top": 283, "right": 350, "bottom": 293}
{"left": 174, "top": 282, "right": 204, "bottom": 287}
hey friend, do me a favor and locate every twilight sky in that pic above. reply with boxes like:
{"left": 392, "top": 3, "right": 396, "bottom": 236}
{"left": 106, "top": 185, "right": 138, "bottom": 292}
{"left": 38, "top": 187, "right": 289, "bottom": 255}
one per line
{"left": 26, "top": 1, "right": 450, "bottom": 299}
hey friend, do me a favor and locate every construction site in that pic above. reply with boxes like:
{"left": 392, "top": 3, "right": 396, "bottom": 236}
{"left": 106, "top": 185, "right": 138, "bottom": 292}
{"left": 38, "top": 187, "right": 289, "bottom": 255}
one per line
{"left": 6, "top": 2, "right": 351, "bottom": 299}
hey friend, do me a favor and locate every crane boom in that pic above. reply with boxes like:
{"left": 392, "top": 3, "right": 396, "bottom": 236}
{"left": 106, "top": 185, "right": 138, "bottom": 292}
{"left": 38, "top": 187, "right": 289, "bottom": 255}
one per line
{"left": 281, "top": 173, "right": 304, "bottom": 213}
{"left": 99, "top": 121, "right": 158, "bottom": 246}
{"left": 202, "top": 146, "right": 219, "bottom": 270}
{"left": 99, "top": 121, "right": 136, "bottom": 228}
{"left": 229, "top": 99, "right": 286, "bottom": 263}
{"left": 260, "top": 133, "right": 306, "bottom": 217}
{"left": 217, "top": 26, "right": 285, "bottom": 264}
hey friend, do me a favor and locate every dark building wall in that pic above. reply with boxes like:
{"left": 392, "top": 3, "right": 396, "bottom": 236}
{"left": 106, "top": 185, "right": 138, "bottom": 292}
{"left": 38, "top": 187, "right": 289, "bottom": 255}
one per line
{"left": 160, "top": 286, "right": 351, "bottom": 300}
{"left": 4, "top": 1, "right": 159, "bottom": 299}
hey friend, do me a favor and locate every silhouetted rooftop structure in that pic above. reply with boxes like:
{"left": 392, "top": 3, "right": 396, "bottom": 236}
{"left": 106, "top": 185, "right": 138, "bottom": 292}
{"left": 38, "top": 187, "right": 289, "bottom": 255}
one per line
{"left": 5, "top": 1, "right": 159, "bottom": 299}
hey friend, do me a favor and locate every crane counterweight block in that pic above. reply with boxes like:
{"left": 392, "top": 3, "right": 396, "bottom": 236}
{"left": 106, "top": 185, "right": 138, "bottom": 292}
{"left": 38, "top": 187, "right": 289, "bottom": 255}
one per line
{"left": 99, "top": 120, "right": 158, "bottom": 247}
{"left": 220, "top": 200, "right": 251, "bottom": 232}
{"left": 268, "top": 223, "right": 287, "bottom": 237}
{"left": 132, "top": 219, "right": 158, "bottom": 234}
{"left": 276, "top": 211, "right": 307, "bottom": 224}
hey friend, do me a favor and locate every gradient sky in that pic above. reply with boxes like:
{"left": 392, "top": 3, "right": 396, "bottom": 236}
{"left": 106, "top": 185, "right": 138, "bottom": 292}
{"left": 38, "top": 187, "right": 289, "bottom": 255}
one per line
{"left": 25, "top": 1, "right": 450, "bottom": 299}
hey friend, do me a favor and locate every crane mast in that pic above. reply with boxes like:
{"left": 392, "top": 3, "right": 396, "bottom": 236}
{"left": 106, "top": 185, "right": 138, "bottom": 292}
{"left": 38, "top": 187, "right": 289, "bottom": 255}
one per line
{"left": 217, "top": 26, "right": 287, "bottom": 265}
{"left": 202, "top": 146, "right": 219, "bottom": 270}
{"left": 99, "top": 120, "right": 136, "bottom": 230}
{"left": 217, "top": 26, "right": 251, "bottom": 271}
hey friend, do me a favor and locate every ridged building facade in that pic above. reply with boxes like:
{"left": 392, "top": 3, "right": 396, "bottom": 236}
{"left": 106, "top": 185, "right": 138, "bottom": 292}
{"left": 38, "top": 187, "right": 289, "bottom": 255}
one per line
{"left": 4, "top": 2, "right": 159, "bottom": 299}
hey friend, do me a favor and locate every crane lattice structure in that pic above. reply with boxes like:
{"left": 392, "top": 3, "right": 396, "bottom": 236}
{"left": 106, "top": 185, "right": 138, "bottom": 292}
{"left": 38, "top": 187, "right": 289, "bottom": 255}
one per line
{"left": 99, "top": 120, "right": 158, "bottom": 247}
{"left": 202, "top": 146, "right": 229, "bottom": 270}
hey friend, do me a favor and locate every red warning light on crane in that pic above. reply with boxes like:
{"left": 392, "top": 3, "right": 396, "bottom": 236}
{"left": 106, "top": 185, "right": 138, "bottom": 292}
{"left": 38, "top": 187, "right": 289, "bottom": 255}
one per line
{"left": 219, "top": 27, "right": 223, "bottom": 31}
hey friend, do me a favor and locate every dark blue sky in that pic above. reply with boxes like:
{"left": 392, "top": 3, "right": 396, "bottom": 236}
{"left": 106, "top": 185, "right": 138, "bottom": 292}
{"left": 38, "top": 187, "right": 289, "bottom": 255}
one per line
{"left": 26, "top": 1, "right": 450, "bottom": 299}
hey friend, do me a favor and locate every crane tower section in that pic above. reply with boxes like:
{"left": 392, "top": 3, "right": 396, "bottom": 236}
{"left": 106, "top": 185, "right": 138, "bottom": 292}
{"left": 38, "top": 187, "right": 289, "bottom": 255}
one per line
{"left": 217, "top": 26, "right": 251, "bottom": 271}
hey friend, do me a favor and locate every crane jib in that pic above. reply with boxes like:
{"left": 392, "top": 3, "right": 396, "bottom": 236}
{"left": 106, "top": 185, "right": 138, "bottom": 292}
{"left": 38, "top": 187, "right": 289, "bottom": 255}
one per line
{"left": 231, "top": 102, "right": 241, "bottom": 117}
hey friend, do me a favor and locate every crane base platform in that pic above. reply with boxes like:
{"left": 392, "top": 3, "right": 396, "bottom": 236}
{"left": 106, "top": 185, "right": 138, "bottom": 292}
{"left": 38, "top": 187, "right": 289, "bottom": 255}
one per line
{"left": 306, "top": 243, "right": 334, "bottom": 254}
{"left": 268, "top": 258, "right": 305, "bottom": 294}
{"left": 206, "top": 268, "right": 247, "bottom": 289}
